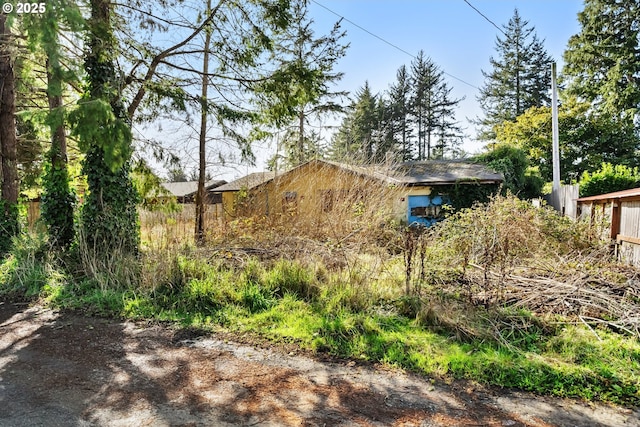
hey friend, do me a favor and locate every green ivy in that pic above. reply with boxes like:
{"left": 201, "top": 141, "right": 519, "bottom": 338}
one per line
{"left": 0, "top": 200, "right": 19, "bottom": 256}
{"left": 79, "top": 145, "right": 139, "bottom": 254}
{"left": 69, "top": 0, "right": 139, "bottom": 255}
{"left": 436, "top": 181, "right": 501, "bottom": 211}
{"left": 41, "top": 145, "right": 75, "bottom": 248}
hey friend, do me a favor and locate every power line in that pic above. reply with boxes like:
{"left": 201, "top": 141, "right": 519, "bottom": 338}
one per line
{"left": 310, "top": 0, "right": 479, "bottom": 91}
{"left": 462, "top": 0, "right": 506, "bottom": 36}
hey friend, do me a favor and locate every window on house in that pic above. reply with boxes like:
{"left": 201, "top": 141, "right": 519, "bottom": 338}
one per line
{"left": 410, "top": 204, "right": 444, "bottom": 220}
{"left": 321, "top": 190, "right": 334, "bottom": 212}
{"left": 282, "top": 191, "right": 298, "bottom": 214}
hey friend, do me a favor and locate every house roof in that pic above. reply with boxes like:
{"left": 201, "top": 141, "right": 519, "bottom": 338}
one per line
{"left": 276, "top": 159, "right": 502, "bottom": 186}
{"left": 213, "top": 172, "right": 277, "bottom": 192}
{"left": 217, "top": 159, "right": 503, "bottom": 193}
{"left": 388, "top": 160, "right": 504, "bottom": 185}
{"left": 161, "top": 180, "right": 226, "bottom": 197}
{"left": 577, "top": 187, "right": 640, "bottom": 203}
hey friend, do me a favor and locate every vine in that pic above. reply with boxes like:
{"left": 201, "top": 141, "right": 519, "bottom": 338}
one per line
{"left": 0, "top": 200, "right": 19, "bottom": 256}
{"left": 41, "top": 145, "right": 75, "bottom": 248}
{"left": 69, "top": 0, "right": 139, "bottom": 254}
{"left": 436, "top": 180, "right": 501, "bottom": 211}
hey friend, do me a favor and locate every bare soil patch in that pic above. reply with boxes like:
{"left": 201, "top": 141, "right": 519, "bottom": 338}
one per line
{"left": 0, "top": 302, "right": 637, "bottom": 426}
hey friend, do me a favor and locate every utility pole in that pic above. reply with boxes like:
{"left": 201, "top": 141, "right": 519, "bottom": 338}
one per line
{"left": 551, "top": 62, "right": 561, "bottom": 211}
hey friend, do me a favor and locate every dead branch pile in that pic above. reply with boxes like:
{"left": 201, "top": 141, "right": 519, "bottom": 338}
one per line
{"left": 430, "top": 194, "right": 640, "bottom": 338}
{"left": 500, "top": 260, "right": 640, "bottom": 338}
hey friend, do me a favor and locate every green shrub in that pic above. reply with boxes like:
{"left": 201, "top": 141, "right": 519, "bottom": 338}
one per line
{"left": 579, "top": 163, "right": 640, "bottom": 197}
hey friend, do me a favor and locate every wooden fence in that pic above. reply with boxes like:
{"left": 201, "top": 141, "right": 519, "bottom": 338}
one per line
{"left": 25, "top": 201, "right": 224, "bottom": 245}
{"left": 578, "top": 192, "right": 640, "bottom": 267}
{"left": 544, "top": 184, "right": 579, "bottom": 219}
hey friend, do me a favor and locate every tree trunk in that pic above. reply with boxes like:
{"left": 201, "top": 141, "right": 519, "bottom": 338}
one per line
{"left": 195, "top": 0, "right": 212, "bottom": 246}
{"left": 0, "top": 14, "right": 18, "bottom": 204}
{"left": 0, "top": 13, "right": 19, "bottom": 253}
{"left": 297, "top": 108, "right": 304, "bottom": 164}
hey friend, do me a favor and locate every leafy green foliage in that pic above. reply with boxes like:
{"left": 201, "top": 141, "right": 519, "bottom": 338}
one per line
{"left": 475, "top": 144, "right": 543, "bottom": 199}
{"left": 132, "top": 160, "right": 179, "bottom": 213}
{"left": 71, "top": 0, "right": 139, "bottom": 256}
{"left": 495, "top": 101, "right": 640, "bottom": 182}
{"left": 579, "top": 163, "right": 640, "bottom": 197}
{"left": 41, "top": 149, "right": 75, "bottom": 248}
{"left": 0, "top": 200, "right": 19, "bottom": 256}
{"left": 80, "top": 146, "right": 140, "bottom": 253}
{"left": 70, "top": 99, "right": 133, "bottom": 172}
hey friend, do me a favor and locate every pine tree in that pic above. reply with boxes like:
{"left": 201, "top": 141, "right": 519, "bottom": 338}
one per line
{"left": 476, "top": 9, "right": 552, "bottom": 140}
{"left": 409, "top": 51, "right": 461, "bottom": 160}
{"left": 330, "top": 81, "right": 381, "bottom": 163}
{"left": 432, "top": 82, "right": 463, "bottom": 159}
{"left": 256, "top": 0, "right": 348, "bottom": 167}
{"left": 563, "top": 0, "right": 640, "bottom": 122}
{"left": 387, "top": 65, "right": 412, "bottom": 161}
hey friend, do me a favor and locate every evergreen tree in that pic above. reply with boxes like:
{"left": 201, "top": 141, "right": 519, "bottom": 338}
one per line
{"left": 408, "top": 50, "right": 461, "bottom": 160}
{"left": 476, "top": 9, "right": 552, "bottom": 140}
{"left": 563, "top": 0, "right": 640, "bottom": 123}
{"left": 256, "top": 0, "right": 348, "bottom": 167}
{"left": 71, "top": 0, "right": 139, "bottom": 254}
{"left": 410, "top": 51, "right": 439, "bottom": 160}
{"left": 330, "top": 82, "right": 380, "bottom": 163}
{"left": 24, "top": 0, "right": 83, "bottom": 248}
{"left": 387, "top": 65, "right": 412, "bottom": 161}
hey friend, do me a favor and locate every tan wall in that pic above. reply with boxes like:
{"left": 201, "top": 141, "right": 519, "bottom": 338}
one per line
{"left": 390, "top": 186, "right": 433, "bottom": 221}
{"left": 222, "top": 192, "right": 237, "bottom": 218}
{"left": 231, "top": 162, "right": 407, "bottom": 222}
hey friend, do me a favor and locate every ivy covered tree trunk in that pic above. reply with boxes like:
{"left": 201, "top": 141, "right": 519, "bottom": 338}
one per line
{"left": 74, "top": 0, "right": 139, "bottom": 254}
{"left": 0, "top": 13, "right": 19, "bottom": 255}
{"left": 39, "top": 1, "right": 80, "bottom": 249}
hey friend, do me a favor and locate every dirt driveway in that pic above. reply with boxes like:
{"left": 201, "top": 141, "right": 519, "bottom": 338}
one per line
{"left": 0, "top": 302, "right": 638, "bottom": 426}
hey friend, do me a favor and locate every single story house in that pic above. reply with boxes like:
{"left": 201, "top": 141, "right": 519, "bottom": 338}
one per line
{"left": 577, "top": 187, "right": 640, "bottom": 266}
{"left": 161, "top": 179, "right": 227, "bottom": 204}
{"left": 212, "top": 172, "right": 277, "bottom": 218}
{"left": 227, "top": 159, "right": 503, "bottom": 226}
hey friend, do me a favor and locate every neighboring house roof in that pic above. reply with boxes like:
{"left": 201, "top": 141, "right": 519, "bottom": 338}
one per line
{"left": 213, "top": 172, "right": 277, "bottom": 192}
{"left": 161, "top": 180, "right": 227, "bottom": 197}
{"left": 577, "top": 187, "right": 640, "bottom": 203}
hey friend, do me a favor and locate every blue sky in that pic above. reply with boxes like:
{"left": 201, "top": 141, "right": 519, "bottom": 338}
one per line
{"left": 304, "top": 0, "right": 584, "bottom": 155}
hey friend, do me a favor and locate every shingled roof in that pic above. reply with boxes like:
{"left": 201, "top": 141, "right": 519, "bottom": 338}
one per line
{"left": 213, "top": 172, "right": 277, "bottom": 192}
{"left": 161, "top": 180, "right": 226, "bottom": 197}
{"left": 317, "top": 159, "right": 502, "bottom": 185}
{"left": 388, "top": 160, "right": 503, "bottom": 185}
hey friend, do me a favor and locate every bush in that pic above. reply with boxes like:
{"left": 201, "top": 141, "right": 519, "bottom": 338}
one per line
{"left": 475, "top": 144, "right": 544, "bottom": 199}
{"left": 579, "top": 163, "right": 640, "bottom": 197}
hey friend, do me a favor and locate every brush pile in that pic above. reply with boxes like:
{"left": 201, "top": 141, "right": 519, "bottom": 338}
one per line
{"left": 426, "top": 194, "right": 640, "bottom": 338}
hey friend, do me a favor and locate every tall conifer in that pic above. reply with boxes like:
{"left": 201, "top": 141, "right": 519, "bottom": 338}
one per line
{"left": 476, "top": 9, "right": 552, "bottom": 140}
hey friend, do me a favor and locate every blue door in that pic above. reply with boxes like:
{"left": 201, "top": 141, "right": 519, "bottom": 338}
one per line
{"left": 407, "top": 195, "right": 447, "bottom": 226}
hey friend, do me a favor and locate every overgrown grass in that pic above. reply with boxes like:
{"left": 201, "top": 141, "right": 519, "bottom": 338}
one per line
{"left": 1, "top": 195, "right": 639, "bottom": 406}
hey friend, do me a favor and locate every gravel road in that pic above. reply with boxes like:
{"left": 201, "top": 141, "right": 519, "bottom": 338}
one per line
{"left": 0, "top": 302, "right": 638, "bottom": 426}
